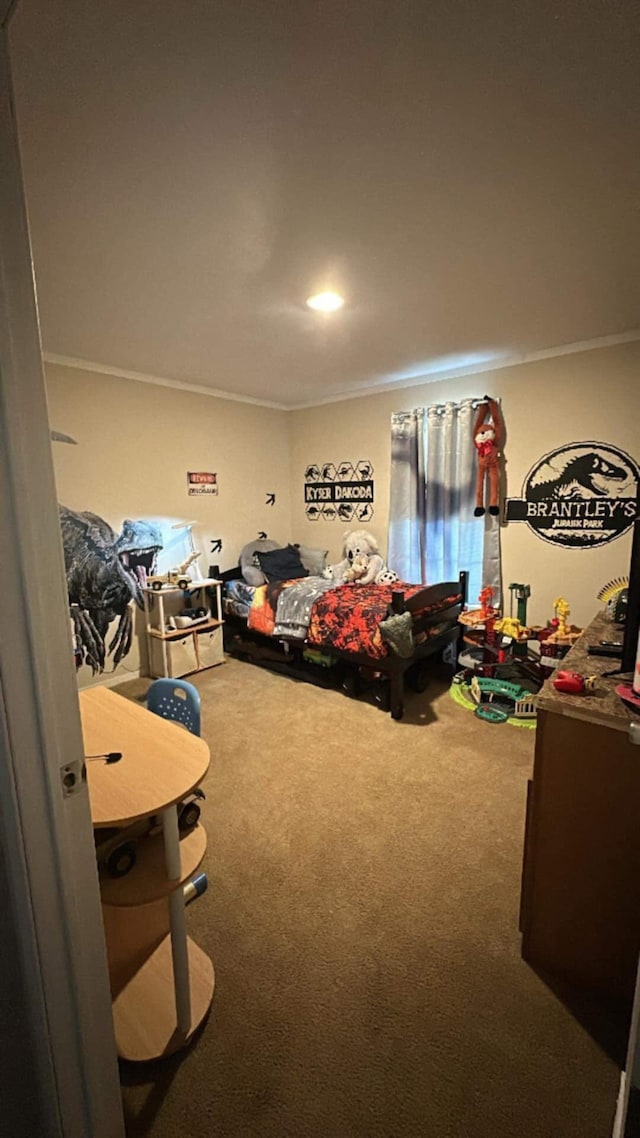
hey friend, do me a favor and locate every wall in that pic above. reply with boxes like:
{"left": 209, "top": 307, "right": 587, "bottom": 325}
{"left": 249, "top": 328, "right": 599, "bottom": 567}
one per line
{"left": 290, "top": 340, "right": 640, "bottom": 628}
{"left": 46, "top": 363, "right": 291, "bottom": 686}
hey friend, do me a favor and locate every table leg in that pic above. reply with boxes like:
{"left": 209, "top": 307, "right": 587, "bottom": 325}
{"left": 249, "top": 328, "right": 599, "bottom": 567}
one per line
{"left": 161, "top": 805, "right": 191, "bottom": 1036}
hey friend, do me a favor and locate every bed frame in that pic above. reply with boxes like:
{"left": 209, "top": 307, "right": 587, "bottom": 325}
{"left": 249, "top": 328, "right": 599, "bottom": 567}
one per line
{"left": 219, "top": 569, "right": 468, "bottom": 720}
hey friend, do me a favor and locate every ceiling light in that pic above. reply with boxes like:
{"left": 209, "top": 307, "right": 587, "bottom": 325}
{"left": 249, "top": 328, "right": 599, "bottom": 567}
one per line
{"left": 306, "top": 291, "right": 345, "bottom": 312}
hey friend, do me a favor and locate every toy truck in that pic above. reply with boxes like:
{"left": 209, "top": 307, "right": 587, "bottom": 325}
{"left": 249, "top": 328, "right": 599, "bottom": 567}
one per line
{"left": 94, "top": 789, "right": 205, "bottom": 878}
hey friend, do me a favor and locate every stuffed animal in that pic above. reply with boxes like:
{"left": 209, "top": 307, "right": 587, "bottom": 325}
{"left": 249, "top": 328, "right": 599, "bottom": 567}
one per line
{"left": 342, "top": 552, "right": 370, "bottom": 583}
{"left": 473, "top": 396, "right": 503, "bottom": 517}
{"left": 323, "top": 529, "right": 399, "bottom": 586}
{"left": 322, "top": 557, "right": 350, "bottom": 583}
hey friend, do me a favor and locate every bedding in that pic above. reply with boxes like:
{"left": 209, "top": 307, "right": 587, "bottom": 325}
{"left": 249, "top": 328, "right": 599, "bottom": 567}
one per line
{"left": 246, "top": 577, "right": 321, "bottom": 637}
{"left": 272, "top": 577, "right": 338, "bottom": 639}
{"left": 224, "top": 578, "right": 257, "bottom": 619}
{"left": 294, "top": 543, "right": 329, "bottom": 576}
{"left": 247, "top": 580, "right": 289, "bottom": 636}
{"left": 237, "top": 577, "right": 462, "bottom": 659}
{"left": 239, "top": 538, "right": 281, "bottom": 585}
{"left": 308, "top": 582, "right": 462, "bottom": 659}
{"left": 222, "top": 567, "right": 468, "bottom": 719}
{"left": 257, "top": 544, "right": 308, "bottom": 582}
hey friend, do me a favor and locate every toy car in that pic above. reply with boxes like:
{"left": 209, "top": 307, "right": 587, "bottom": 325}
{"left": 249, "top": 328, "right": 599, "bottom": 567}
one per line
{"left": 148, "top": 570, "right": 192, "bottom": 591}
{"left": 94, "top": 789, "right": 206, "bottom": 878}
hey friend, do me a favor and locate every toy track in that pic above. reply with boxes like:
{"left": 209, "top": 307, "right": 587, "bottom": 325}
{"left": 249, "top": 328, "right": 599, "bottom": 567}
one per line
{"left": 474, "top": 677, "right": 528, "bottom": 700}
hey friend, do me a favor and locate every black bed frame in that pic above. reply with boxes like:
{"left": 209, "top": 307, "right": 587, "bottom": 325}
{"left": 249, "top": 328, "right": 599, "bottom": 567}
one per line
{"left": 219, "top": 569, "right": 469, "bottom": 720}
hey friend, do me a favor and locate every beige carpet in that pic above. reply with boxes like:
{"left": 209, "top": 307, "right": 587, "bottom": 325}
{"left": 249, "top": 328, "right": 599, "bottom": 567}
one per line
{"left": 116, "top": 659, "right": 624, "bottom": 1138}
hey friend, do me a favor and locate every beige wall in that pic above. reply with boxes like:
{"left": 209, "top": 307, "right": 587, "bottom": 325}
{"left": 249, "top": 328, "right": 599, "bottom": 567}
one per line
{"left": 289, "top": 341, "right": 640, "bottom": 628}
{"left": 47, "top": 342, "right": 638, "bottom": 685}
{"left": 46, "top": 363, "right": 291, "bottom": 686}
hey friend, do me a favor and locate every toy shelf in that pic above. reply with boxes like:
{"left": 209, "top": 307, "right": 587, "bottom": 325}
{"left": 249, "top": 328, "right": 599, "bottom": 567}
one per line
{"left": 146, "top": 577, "right": 221, "bottom": 592}
{"left": 99, "top": 825, "right": 207, "bottom": 908}
{"left": 148, "top": 617, "right": 223, "bottom": 642}
{"left": 143, "top": 578, "right": 224, "bottom": 678}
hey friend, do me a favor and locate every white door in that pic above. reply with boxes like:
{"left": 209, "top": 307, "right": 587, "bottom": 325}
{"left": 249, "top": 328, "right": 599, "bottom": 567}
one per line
{"left": 0, "top": 7, "right": 124, "bottom": 1136}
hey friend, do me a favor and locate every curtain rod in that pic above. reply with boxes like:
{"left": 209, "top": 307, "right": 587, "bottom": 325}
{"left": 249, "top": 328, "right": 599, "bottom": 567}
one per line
{"left": 429, "top": 395, "right": 496, "bottom": 414}
{"left": 392, "top": 395, "right": 499, "bottom": 419}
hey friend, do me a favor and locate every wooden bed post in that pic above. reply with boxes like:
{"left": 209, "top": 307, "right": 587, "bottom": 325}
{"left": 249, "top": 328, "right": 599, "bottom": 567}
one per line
{"left": 459, "top": 570, "right": 469, "bottom": 607}
{"left": 391, "top": 588, "right": 406, "bottom": 614}
{"left": 388, "top": 659, "right": 405, "bottom": 721}
{"left": 455, "top": 570, "right": 469, "bottom": 669}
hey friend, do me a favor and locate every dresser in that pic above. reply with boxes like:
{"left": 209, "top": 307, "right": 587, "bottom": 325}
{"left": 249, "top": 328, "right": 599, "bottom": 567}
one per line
{"left": 520, "top": 612, "right": 640, "bottom": 1000}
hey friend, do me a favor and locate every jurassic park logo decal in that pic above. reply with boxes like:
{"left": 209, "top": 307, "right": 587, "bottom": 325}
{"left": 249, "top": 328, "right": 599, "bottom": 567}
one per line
{"left": 506, "top": 441, "right": 639, "bottom": 548}
{"left": 304, "top": 460, "right": 374, "bottom": 523}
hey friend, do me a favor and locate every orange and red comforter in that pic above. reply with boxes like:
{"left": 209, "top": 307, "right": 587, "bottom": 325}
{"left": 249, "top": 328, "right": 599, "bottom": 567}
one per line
{"left": 247, "top": 579, "right": 460, "bottom": 660}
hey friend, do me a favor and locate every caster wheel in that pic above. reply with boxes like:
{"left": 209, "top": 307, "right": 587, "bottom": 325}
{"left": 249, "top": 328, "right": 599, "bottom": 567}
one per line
{"left": 391, "top": 701, "right": 404, "bottom": 721}
{"left": 106, "top": 841, "right": 137, "bottom": 878}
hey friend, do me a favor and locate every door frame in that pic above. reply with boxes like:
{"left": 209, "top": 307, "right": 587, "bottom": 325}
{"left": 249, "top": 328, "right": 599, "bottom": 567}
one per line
{"left": 0, "top": 7, "right": 124, "bottom": 1136}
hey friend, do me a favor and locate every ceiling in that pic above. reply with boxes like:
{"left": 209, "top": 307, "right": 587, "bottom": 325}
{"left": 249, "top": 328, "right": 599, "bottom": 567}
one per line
{"left": 9, "top": 0, "right": 640, "bottom": 408}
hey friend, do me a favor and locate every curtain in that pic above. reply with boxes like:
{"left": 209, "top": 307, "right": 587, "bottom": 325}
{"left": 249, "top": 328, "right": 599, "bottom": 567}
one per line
{"left": 388, "top": 399, "right": 501, "bottom": 606}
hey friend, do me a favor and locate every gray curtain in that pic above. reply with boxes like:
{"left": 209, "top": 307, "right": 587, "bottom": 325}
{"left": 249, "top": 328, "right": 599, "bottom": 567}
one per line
{"left": 388, "top": 399, "right": 501, "bottom": 605}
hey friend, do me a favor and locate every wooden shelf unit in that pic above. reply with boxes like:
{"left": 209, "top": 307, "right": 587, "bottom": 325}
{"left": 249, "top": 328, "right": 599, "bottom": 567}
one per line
{"left": 99, "top": 824, "right": 207, "bottom": 907}
{"left": 149, "top": 617, "right": 223, "bottom": 642}
{"left": 143, "top": 578, "right": 224, "bottom": 678}
{"left": 80, "top": 687, "right": 214, "bottom": 1061}
{"left": 111, "top": 934, "right": 214, "bottom": 1062}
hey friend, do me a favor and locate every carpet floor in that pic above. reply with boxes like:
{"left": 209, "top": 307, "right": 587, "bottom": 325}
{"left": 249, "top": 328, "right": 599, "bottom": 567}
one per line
{"left": 116, "top": 658, "right": 624, "bottom": 1138}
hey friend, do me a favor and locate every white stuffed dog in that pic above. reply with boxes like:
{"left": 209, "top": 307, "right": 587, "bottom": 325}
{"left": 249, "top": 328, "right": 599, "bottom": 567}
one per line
{"left": 323, "top": 530, "right": 399, "bottom": 586}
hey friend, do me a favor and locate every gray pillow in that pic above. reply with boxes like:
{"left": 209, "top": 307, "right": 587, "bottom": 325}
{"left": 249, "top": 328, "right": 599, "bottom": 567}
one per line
{"left": 239, "top": 539, "right": 281, "bottom": 586}
{"left": 380, "top": 611, "right": 415, "bottom": 658}
{"left": 295, "top": 543, "right": 329, "bottom": 576}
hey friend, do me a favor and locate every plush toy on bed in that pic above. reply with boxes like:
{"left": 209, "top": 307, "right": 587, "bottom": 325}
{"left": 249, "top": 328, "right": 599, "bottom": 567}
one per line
{"left": 323, "top": 529, "right": 399, "bottom": 586}
{"left": 342, "top": 552, "right": 370, "bottom": 583}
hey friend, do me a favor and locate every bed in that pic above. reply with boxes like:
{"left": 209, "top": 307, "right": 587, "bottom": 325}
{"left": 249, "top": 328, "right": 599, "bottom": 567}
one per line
{"left": 220, "top": 545, "right": 468, "bottom": 719}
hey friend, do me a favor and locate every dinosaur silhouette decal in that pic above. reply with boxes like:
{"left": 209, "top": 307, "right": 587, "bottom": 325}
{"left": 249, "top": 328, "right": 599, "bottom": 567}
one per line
{"left": 304, "top": 459, "right": 375, "bottom": 521}
{"left": 506, "top": 442, "right": 639, "bottom": 547}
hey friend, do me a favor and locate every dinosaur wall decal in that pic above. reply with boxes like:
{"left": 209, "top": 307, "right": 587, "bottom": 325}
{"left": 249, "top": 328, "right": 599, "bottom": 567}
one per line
{"left": 60, "top": 506, "right": 162, "bottom": 673}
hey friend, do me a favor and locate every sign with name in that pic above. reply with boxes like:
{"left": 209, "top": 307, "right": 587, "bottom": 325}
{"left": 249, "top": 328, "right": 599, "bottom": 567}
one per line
{"left": 187, "top": 471, "right": 218, "bottom": 496}
{"left": 304, "top": 460, "right": 375, "bottom": 522}
{"left": 505, "top": 441, "right": 639, "bottom": 547}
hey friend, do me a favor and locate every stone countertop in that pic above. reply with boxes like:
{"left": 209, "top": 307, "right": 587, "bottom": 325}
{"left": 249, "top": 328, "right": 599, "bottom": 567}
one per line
{"left": 536, "top": 611, "right": 635, "bottom": 732}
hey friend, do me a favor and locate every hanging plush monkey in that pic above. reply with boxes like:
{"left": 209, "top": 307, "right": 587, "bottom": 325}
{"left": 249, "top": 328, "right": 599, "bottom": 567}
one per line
{"left": 473, "top": 397, "right": 503, "bottom": 517}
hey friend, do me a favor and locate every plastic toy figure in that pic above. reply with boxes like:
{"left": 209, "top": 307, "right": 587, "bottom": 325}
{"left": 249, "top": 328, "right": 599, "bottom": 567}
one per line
{"left": 478, "top": 585, "right": 496, "bottom": 619}
{"left": 473, "top": 397, "right": 504, "bottom": 517}
{"left": 495, "top": 616, "right": 528, "bottom": 641}
{"left": 553, "top": 597, "right": 571, "bottom": 638}
{"left": 552, "top": 671, "right": 597, "bottom": 695}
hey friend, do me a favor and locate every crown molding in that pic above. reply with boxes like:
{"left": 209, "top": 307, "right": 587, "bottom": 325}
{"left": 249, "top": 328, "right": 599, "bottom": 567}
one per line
{"left": 287, "top": 328, "right": 640, "bottom": 410}
{"left": 42, "top": 353, "right": 289, "bottom": 410}
{"left": 44, "top": 327, "right": 640, "bottom": 413}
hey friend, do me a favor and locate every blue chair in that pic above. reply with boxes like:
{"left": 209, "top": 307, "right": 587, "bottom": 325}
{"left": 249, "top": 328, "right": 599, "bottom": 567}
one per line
{"left": 147, "top": 678, "right": 201, "bottom": 737}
